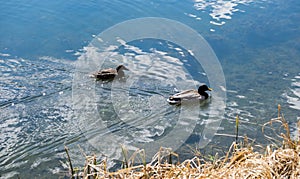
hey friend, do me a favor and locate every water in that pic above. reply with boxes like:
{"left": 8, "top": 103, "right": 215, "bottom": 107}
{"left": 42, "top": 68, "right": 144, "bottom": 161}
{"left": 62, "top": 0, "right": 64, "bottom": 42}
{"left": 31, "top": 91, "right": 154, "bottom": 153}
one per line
{"left": 1, "top": 0, "right": 300, "bottom": 178}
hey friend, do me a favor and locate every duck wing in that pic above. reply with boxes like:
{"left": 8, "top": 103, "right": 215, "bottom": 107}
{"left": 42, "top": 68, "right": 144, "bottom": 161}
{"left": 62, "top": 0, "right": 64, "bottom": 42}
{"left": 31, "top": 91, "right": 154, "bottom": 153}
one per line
{"left": 170, "top": 89, "right": 200, "bottom": 99}
{"left": 90, "top": 68, "right": 118, "bottom": 79}
{"left": 98, "top": 68, "right": 117, "bottom": 74}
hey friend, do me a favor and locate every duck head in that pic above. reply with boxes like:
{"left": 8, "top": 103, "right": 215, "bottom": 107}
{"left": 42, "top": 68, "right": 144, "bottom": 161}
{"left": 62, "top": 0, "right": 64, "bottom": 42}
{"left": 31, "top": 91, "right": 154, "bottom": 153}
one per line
{"left": 116, "top": 65, "right": 129, "bottom": 72}
{"left": 198, "top": 85, "right": 212, "bottom": 93}
{"left": 198, "top": 85, "right": 212, "bottom": 99}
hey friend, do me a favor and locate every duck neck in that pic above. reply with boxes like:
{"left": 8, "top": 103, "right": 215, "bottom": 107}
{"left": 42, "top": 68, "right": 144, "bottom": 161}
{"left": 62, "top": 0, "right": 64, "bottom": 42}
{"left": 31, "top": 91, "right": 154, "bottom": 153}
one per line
{"left": 199, "top": 91, "right": 209, "bottom": 99}
{"left": 116, "top": 66, "right": 124, "bottom": 72}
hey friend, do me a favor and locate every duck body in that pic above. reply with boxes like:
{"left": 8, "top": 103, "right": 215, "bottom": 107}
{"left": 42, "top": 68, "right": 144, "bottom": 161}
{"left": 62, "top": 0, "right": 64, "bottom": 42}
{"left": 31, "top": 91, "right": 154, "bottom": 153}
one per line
{"left": 167, "top": 85, "right": 212, "bottom": 105}
{"left": 91, "top": 65, "right": 128, "bottom": 80}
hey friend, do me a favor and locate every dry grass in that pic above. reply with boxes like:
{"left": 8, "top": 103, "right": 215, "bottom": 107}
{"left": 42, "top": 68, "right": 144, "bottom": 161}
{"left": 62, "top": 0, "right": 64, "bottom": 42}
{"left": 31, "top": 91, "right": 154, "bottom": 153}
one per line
{"left": 67, "top": 106, "right": 300, "bottom": 178}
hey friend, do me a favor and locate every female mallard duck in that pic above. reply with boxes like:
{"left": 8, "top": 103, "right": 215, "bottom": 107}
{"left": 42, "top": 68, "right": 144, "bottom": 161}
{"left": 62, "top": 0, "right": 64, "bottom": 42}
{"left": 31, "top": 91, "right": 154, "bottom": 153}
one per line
{"left": 167, "top": 85, "right": 212, "bottom": 105}
{"left": 90, "top": 65, "right": 129, "bottom": 80}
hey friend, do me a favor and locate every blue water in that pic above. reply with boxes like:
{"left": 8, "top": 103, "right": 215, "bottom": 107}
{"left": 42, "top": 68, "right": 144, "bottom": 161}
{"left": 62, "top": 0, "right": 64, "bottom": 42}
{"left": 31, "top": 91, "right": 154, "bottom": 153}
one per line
{"left": 1, "top": 0, "right": 300, "bottom": 178}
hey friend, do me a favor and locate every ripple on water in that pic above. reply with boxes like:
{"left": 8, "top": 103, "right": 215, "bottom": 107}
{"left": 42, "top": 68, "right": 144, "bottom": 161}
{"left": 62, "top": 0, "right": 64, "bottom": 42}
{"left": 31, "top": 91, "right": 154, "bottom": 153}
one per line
{"left": 0, "top": 56, "right": 72, "bottom": 107}
{"left": 73, "top": 38, "right": 220, "bottom": 162}
{"left": 285, "top": 75, "right": 300, "bottom": 110}
{"left": 0, "top": 55, "right": 74, "bottom": 178}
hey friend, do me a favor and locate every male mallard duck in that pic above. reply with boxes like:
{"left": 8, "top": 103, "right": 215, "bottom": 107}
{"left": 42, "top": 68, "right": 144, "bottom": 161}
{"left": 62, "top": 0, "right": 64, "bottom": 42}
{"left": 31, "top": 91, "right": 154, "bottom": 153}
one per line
{"left": 167, "top": 85, "right": 212, "bottom": 105}
{"left": 90, "top": 65, "right": 129, "bottom": 80}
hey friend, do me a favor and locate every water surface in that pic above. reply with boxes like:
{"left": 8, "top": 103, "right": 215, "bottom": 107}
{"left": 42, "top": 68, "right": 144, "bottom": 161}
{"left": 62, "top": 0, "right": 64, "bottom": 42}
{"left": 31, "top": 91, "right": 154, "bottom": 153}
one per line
{"left": 1, "top": 0, "right": 300, "bottom": 178}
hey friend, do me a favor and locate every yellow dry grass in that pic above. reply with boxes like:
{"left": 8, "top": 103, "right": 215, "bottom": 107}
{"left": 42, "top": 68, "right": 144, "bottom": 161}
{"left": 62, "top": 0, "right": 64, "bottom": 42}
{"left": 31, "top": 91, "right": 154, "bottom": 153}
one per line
{"left": 68, "top": 106, "right": 300, "bottom": 179}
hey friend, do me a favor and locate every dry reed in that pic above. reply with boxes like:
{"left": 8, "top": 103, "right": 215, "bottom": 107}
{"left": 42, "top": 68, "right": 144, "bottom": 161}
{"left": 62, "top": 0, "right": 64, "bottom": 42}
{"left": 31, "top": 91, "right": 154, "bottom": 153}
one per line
{"left": 67, "top": 106, "right": 300, "bottom": 178}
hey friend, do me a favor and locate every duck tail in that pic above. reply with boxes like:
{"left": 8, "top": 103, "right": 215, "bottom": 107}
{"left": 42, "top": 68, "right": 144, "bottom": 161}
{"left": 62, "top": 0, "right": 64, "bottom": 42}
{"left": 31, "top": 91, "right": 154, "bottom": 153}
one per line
{"left": 89, "top": 74, "right": 96, "bottom": 78}
{"left": 167, "top": 97, "right": 181, "bottom": 105}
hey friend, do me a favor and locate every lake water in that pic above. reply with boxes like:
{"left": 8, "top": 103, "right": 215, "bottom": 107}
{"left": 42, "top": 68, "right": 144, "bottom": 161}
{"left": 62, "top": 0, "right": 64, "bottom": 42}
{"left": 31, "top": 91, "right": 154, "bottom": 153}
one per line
{"left": 1, "top": 0, "right": 300, "bottom": 178}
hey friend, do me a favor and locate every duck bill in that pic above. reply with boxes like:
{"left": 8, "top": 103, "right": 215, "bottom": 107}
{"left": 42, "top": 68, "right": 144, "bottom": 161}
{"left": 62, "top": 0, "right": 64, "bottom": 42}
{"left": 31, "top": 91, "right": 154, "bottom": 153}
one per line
{"left": 208, "top": 87, "right": 213, "bottom": 91}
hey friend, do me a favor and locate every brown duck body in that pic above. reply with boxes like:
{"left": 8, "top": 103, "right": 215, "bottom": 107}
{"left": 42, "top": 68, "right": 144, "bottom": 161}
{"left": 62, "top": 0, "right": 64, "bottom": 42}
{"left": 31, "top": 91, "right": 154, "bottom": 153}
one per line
{"left": 92, "top": 68, "right": 118, "bottom": 79}
{"left": 91, "top": 65, "right": 128, "bottom": 80}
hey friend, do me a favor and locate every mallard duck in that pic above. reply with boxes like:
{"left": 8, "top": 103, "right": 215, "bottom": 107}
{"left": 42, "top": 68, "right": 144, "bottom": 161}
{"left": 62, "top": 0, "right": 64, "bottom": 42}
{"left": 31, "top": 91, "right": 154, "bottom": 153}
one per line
{"left": 167, "top": 85, "right": 212, "bottom": 105}
{"left": 90, "top": 65, "right": 129, "bottom": 80}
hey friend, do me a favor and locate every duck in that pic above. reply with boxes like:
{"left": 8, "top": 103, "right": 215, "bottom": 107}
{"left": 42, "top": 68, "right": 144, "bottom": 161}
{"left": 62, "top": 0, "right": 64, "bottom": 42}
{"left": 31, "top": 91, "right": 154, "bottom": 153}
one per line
{"left": 90, "top": 65, "right": 129, "bottom": 80}
{"left": 167, "top": 85, "right": 212, "bottom": 105}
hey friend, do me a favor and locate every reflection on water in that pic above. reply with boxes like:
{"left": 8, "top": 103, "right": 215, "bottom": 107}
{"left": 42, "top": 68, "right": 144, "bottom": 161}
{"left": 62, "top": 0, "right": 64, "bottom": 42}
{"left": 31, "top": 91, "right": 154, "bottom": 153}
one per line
{"left": 281, "top": 74, "right": 300, "bottom": 140}
{"left": 0, "top": 0, "right": 299, "bottom": 178}
{"left": 0, "top": 56, "right": 75, "bottom": 178}
{"left": 72, "top": 38, "right": 224, "bottom": 162}
{"left": 193, "top": 0, "right": 262, "bottom": 26}
{"left": 285, "top": 74, "right": 300, "bottom": 111}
